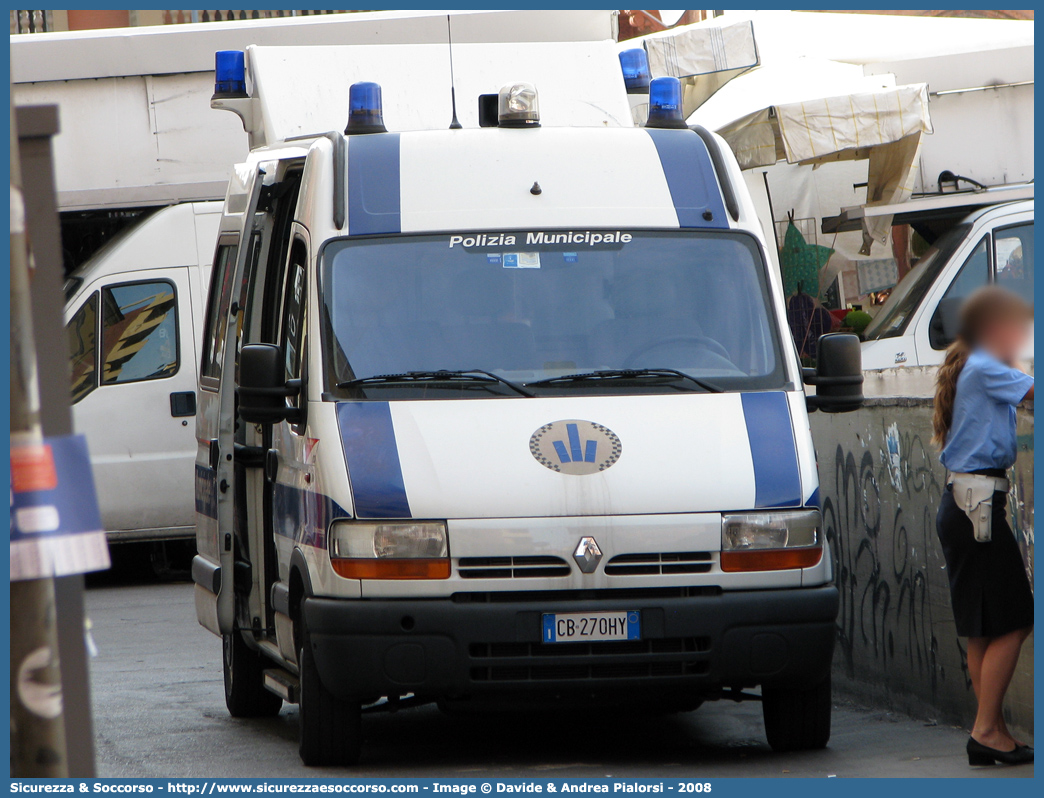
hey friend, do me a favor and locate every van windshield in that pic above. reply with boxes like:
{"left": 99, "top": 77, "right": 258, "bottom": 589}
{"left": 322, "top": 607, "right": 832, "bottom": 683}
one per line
{"left": 862, "top": 223, "right": 971, "bottom": 341}
{"left": 320, "top": 230, "right": 786, "bottom": 398}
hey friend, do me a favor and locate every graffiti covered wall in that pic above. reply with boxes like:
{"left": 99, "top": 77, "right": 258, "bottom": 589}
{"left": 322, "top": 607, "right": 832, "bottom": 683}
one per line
{"left": 811, "top": 397, "right": 1034, "bottom": 742}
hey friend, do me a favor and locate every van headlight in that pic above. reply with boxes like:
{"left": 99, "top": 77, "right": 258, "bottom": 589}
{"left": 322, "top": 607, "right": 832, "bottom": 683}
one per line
{"left": 328, "top": 521, "right": 450, "bottom": 579}
{"left": 720, "top": 510, "right": 822, "bottom": 572}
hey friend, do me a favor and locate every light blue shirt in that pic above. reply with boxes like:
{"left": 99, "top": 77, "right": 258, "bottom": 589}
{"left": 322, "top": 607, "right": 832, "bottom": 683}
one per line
{"left": 940, "top": 348, "right": 1033, "bottom": 473}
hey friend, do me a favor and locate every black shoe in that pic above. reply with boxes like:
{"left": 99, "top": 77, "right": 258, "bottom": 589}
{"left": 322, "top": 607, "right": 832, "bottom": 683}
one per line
{"left": 967, "top": 737, "right": 1035, "bottom": 766}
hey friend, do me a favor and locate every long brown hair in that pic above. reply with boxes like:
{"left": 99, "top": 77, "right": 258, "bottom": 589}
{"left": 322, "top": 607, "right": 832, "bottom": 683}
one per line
{"left": 932, "top": 285, "right": 1033, "bottom": 446}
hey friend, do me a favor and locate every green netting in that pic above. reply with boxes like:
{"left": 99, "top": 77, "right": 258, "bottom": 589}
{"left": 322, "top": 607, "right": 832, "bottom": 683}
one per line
{"left": 780, "top": 222, "right": 833, "bottom": 298}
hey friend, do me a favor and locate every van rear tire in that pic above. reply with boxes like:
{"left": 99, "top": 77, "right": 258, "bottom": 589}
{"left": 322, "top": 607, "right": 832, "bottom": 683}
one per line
{"left": 762, "top": 676, "right": 832, "bottom": 752}
{"left": 298, "top": 626, "right": 362, "bottom": 766}
{"left": 223, "top": 631, "right": 283, "bottom": 718}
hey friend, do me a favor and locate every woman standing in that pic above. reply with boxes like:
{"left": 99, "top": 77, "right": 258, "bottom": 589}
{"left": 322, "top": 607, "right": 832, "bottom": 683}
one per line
{"left": 933, "top": 286, "right": 1034, "bottom": 766}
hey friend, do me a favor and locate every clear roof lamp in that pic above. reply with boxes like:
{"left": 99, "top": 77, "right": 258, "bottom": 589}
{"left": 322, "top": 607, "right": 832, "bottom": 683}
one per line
{"left": 498, "top": 83, "right": 540, "bottom": 128}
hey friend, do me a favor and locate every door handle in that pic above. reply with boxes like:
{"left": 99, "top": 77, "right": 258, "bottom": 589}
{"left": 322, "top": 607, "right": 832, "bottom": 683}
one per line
{"left": 170, "top": 391, "right": 196, "bottom": 417}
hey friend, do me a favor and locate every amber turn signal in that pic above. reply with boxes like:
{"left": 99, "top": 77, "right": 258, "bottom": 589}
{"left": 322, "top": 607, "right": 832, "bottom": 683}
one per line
{"left": 331, "top": 558, "right": 451, "bottom": 580}
{"left": 720, "top": 546, "right": 823, "bottom": 573}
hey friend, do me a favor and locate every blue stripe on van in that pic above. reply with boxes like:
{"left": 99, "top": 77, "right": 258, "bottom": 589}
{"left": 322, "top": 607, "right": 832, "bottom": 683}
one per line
{"left": 347, "top": 133, "right": 401, "bottom": 236}
{"left": 806, "top": 486, "right": 821, "bottom": 509}
{"left": 194, "top": 464, "right": 218, "bottom": 520}
{"left": 272, "top": 483, "right": 349, "bottom": 549}
{"left": 644, "top": 129, "right": 728, "bottom": 229}
{"left": 741, "top": 392, "right": 802, "bottom": 508}
{"left": 336, "top": 402, "right": 412, "bottom": 519}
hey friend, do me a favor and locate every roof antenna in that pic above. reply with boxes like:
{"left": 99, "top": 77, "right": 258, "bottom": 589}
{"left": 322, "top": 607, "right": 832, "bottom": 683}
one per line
{"left": 446, "top": 14, "right": 462, "bottom": 130}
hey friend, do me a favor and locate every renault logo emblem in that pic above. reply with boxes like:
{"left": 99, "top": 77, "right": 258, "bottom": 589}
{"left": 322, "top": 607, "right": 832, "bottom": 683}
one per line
{"left": 573, "top": 536, "right": 602, "bottom": 574}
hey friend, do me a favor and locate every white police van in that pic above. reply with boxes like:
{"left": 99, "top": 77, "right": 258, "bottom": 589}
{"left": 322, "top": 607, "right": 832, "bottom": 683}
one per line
{"left": 193, "top": 45, "right": 863, "bottom": 766}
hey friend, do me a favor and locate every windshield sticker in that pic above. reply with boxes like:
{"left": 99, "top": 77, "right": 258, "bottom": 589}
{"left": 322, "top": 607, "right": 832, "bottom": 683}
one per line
{"left": 503, "top": 252, "right": 540, "bottom": 269}
{"left": 563, "top": 252, "right": 578, "bottom": 263}
{"left": 486, "top": 253, "right": 502, "bottom": 265}
{"left": 448, "top": 231, "right": 633, "bottom": 249}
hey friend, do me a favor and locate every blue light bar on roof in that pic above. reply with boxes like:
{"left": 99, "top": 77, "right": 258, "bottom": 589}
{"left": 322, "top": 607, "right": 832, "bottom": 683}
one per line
{"left": 214, "top": 50, "right": 246, "bottom": 98}
{"left": 645, "top": 76, "right": 687, "bottom": 129}
{"left": 619, "top": 48, "right": 651, "bottom": 94}
{"left": 345, "top": 82, "right": 388, "bottom": 135}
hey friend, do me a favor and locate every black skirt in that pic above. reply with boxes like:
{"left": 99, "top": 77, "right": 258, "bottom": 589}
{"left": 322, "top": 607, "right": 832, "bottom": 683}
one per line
{"left": 936, "top": 487, "right": 1034, "bottom": 638}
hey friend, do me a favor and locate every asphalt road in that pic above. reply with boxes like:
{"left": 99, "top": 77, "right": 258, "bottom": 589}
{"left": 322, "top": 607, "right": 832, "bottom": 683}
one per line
{"left": 85, "top": 577, "right": 1033, "bottom": 779}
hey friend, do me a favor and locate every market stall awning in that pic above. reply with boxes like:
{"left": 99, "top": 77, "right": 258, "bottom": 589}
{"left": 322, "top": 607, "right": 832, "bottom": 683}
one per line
{"left": 688, "top": 59, "right": 933, "bottom": 254}
{"left": 628, "top": 20, "right": 759, "bottom": 116}
{"left": 712, "top": 81, "right": 932, "bottom": 170}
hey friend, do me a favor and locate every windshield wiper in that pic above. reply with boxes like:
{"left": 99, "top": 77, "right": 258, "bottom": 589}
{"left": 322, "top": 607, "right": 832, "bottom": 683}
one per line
{"left": 526, "top": 368, "right": 723, "bottom": 393}
{"left": 338, "top": 370, "right": 535, "bottom": 398}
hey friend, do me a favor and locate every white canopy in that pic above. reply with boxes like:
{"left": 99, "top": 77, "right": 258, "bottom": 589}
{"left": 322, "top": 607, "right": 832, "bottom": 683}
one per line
{"left": 629, "top": 20, "right": 759, "bottom": 113}
{"left": 685, "top": 56, "right": 932, "bottom": 252}
{"left": 702, "top": 66, "right": 932, "bottom": 171}
{"left": 625, "top": 10, "right": 1028, "bottom": 260}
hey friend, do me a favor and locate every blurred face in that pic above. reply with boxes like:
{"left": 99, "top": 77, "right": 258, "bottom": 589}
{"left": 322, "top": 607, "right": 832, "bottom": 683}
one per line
{"left": 981, "top": 315, "right": 1032, "bottom": 364}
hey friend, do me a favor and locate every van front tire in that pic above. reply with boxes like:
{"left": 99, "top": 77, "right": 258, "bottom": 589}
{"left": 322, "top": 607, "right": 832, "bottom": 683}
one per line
{"left": 298, "top": 627, "right": 362, "bottom": 767}
{"left": 762, "top": 676, "right": 832, "bottom": 752}
{"left": 223, "top": 631, "right": 283, "bottom": 718}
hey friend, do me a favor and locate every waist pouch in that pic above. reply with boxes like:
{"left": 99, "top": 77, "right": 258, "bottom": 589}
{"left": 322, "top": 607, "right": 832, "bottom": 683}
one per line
{"left": 950, "top": 473, "right": 1009, "bottom": 543}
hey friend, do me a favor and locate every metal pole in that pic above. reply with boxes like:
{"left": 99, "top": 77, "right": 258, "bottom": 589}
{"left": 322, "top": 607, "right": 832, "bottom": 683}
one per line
{"left": 18, "top": 102, "right": 97, "bottom": 777}
{"left": 9, "top": 96, "right": 69, "bottom": 778}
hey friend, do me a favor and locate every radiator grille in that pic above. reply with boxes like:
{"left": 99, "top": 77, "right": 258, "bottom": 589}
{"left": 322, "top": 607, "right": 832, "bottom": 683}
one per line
{"left": 604, "top": 551, "right": 713, "bottom": 576}
{"left": 457, "top": 555, "right": 571, "bottom": 579}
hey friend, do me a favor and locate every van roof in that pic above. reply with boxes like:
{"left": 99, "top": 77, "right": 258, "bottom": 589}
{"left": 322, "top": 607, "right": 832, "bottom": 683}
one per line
{"left": 245, "top": 41, "right": 633, "bottom": 144}
{"left": 822, "top": 184, "right": 1034, "bottom": 235}
{"left": 285, "top": 126, "right": 753, "bottom": 238}
{"left": 67, "top": 202, "right": 222, "bottom": 286}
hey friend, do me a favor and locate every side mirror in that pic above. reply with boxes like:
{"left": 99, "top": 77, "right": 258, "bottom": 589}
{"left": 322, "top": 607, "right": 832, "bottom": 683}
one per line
{"left": 929, "top": 296, "right": 962, "bottom": 349}
{"left": 803, "top": 333, "right": 863, "bottom": 413}
{"left": 238, "top": 343, "right": 299, "bottom": 424}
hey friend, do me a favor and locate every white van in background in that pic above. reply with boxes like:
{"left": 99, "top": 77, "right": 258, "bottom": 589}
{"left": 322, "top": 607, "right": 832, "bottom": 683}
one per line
{"left": 63, "top": 202, "right": 222, "bottom": 547}
{"left": 860, "top": 195, "right": 1033, "bottom": 371}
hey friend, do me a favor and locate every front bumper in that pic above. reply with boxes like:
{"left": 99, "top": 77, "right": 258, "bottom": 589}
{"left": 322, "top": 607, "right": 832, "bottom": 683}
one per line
{"left": 303, "top": 585, "right": 838, "bottom": 703}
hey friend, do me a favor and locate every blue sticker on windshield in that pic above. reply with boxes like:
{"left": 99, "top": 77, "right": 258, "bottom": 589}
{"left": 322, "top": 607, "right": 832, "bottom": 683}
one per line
{"left": 486, "top": 253, "right": 502, "bottom": 265}
{"left": 563, "top": 252, "right": 578, "bottom": 263}
{"left": 504, "top": 253, "right": 540, "bottom": 269}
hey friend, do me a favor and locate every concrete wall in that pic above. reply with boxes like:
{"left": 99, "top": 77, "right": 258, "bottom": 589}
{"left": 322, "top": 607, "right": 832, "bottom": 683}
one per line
{"left": 811, "top": 397, "right": 1034, "bottom": 742}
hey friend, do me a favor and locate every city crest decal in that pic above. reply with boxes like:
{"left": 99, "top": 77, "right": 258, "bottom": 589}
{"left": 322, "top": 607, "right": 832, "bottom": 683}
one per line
{"left": 529, "top": 420, "right": 622, "bottom": 475}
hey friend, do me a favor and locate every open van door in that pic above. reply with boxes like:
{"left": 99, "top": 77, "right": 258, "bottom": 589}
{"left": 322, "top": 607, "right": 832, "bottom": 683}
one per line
{"left": 194, "top": 156, "right": 308, "bottom": 643}
{"left": 195, "top": 166, "right": 266, "bottom": 636}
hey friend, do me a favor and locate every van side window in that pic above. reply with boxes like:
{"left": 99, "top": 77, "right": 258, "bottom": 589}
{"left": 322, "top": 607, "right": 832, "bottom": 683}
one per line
{"left": 281, "top": 241, "right": 307, "bottom": 410}
{"left": 995, "top": 223, "right": 1033, "bottom": 300}
{"left": 929, "top": 236, "right": 989, "bottom": 350}
{"left": 100, "top": 281, "right": 178, "bottom": 384}
{"left": 200, "top": 242, "right": 238, "bottom": 385}
{"left": 66, "top": 292, "right": 98, "bottom": 404}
